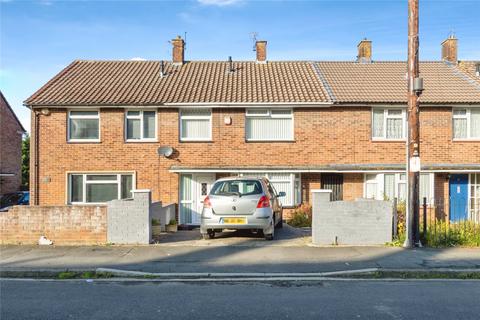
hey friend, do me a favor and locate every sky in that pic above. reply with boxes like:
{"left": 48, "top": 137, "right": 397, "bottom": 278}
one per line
{"left": 1, "top": 0, "right": 479, "bottom": 133}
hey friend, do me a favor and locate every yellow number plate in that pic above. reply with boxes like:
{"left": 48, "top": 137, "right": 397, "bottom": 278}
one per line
{"left": 223, "top": 217, "right": 246, "bottom": 224}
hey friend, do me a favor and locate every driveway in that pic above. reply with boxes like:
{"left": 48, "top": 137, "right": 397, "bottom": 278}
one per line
{"left": 153, "top": 224, "right": 311, "bottom": 247}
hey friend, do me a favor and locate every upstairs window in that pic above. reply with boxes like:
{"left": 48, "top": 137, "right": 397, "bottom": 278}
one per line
{"left": 372, "top": 108, "right": 406, "bottom": 140}
{"left": 68, "top": 110, "right": 100, "bottom": 142}
{"left": 180, "top": 109, "right": 212, "bottom": 141}
{"left": 246, "top": 109, "right": 293, "bottom": 141}
{"left": 453, "top": 108, "right": 480, "bottom": 139}
{"left": 125, "top": 110, "right": 157, "bottom": 141}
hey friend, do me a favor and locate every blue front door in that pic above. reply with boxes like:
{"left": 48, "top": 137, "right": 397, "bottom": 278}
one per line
{"left": 449, "top": 174, "right": 468, "bottom": 222}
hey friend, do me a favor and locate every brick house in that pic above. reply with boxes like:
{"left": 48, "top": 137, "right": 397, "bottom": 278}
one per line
{"left": 24, "top": 36, "right": 480, "bottom": 225}
{"left": 0, "top": 91, "right": 26, "bottom": 195}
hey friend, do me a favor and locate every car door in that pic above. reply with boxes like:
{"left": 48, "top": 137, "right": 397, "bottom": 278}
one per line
{"left": 266, "top": 182, "right": 281, "bottom": 222}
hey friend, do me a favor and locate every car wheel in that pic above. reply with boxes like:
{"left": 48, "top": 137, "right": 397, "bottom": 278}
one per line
{"left": 208, "top": 231, "right": 215, "bottom": 239}
{"left": 265, "top": 219, "right": 274, "bottom": 240}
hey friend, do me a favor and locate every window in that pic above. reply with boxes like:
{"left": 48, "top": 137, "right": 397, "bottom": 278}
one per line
{"left": 453, "top": 108, "right": 480, "bottom": 139}
{"left": 372, "top": 108, "right": 406, "bottom": 140}
{"left": 470, "top": 173, "right": 480, "bottom": 223}
{"left": 246, "top": 109, "right": 293, "bottom": 141}
{"left": 180, "top": 109, "right": 212, "bottom": 141}
{"left": 68, "top": 173, "right": 134, "bottom": 204}
{"left": 364, "top": 173, "right": 433, "bottom": 203}
{"left": 125, "top": 110, "right": 157, "bottom": 141}
{"left": 68, "top": 110, "right": 100, "bottom": 141}
{"left": 241, "top": 172, "right": 300, "bottom": 207}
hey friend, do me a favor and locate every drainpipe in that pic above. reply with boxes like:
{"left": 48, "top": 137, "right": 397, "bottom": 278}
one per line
{"left": 34, "top": 110, "right": 40, "bottom": 205}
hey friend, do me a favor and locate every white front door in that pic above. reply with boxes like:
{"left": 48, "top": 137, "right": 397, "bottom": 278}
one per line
{"left": 192, "top": 174, "right": 216, "bottom": 225}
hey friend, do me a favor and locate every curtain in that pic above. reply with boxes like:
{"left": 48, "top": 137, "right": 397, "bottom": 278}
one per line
{"left": 143, "top": 111, "right": 156, "bottom": 138}
{"left": 372, "top": 109, "right": 384, "bottom": 138}
{"left": 384, "top": 174, "right": 395, "bottom": 200}
{"left": 246, "top": 118, "right": 292, "bottom": 140}
{"left": 386, "top": 118, "right": 403, "bottom": 139}
{"left": 182, "top": 119, "right": 210, "bottom": 139}
{"left": 470, "top": 109, "right": 480, "bottom": 138}
{"left": 453, "top": 118, "right": 467, "bottom": 139}
{"left": 70, "top": 119, "right": 99, "bottom": 139}
{"left": 126, "top": 118, "right": 141, "bottom": 139}
{"left": 419, "top": 174, "right": 431, "bottom": 203}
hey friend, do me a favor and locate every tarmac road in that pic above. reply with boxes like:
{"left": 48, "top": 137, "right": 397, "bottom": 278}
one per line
{"left": 1, "top": 278, "right": 480, "bottom": 320}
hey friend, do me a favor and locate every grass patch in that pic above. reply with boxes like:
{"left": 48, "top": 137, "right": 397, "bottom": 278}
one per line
{"left": 57, "top": 271, "right": 113, "bottom": 279}
{"left": 338, "top": 270, "right": 480, "bottom": 280}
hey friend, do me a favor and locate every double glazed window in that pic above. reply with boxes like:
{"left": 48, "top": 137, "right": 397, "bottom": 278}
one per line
{"left": 68, "top": 173, "right": 134, "bottom": 204}
{"left": 372, "top": 108, "right": 406, "bottom": 140}
{"left": 180, "top": 109, "right": 212, "bottom": 141}
{"left": 364, "top": 173, "right": 433, "bottom": 203}
{"left": 241, "top": 172, "right": 300, "bottom": 207}
{"left": 125, "top": 110, "right": 157, "bottom": 141}
{"left": 453, "top": 108, "right": 480, "bottom": 139}
{"left": 68, "top": 110, "right": 100, "bottom": 142}
{"left": 246, "top": 109, "right": 293, "bottom": 141}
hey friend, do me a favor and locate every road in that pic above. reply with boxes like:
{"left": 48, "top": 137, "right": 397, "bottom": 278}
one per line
{"left": 1, "top": 279, "right": 480, "bottom": 319}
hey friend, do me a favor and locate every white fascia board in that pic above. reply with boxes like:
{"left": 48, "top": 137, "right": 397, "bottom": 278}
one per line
{"left": 170, "top": 168, "right": 480, "bottom": 173}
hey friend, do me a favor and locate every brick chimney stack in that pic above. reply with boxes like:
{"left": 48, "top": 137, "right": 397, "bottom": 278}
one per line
{"left": 256, "top": 40, "right": 267, "bottom": 63}
{"left": 441, "top": 35, "right": 458, "bottom": 64}
{"left": 357, "top": 39, "right": 372, "bottom": 63}
{"left": 171, "top": 36, "right": 185, "bottom": 65}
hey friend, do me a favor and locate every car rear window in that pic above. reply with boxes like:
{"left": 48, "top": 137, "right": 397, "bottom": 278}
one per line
{"left": 210, "top": 180, "right": 263, "bottom": 196}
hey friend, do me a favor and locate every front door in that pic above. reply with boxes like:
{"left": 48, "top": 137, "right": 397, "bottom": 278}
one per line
{"left": 449, "top": 174, "right": 468, "bottom": 222}
{"left": 193, "top": 174, "right": 216, "bottom": 225}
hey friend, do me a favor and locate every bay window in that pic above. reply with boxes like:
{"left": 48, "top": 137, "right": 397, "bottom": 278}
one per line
{"left": 68, "top": 110, "right": 100, "bottom": 142}
{"left": 372, "top": 108, "right": 406, "bottom": 140}
{"left": 453, "top": 108, "right": 480, "bottom": 139}
{"left": 180, "top": 109, "right": 212, "bottom": 141}
{"left": 246, "top": 109, "right": 293, "bottom": 141}
{"left": 125, "top": 110, "right": 157, "bottom": 141}
{"left": 68, "top": 173, "right": 134, "bottom": 204}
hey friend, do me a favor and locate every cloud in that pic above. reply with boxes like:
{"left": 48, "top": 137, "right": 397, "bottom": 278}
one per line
{"left": 130, "top": 57, "right": 147, "bottom": 61}
{"left": 197, "top": 0, "right": 243, "bottom": 7}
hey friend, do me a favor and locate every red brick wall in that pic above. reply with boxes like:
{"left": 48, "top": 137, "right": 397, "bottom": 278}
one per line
{"left": 0, "top": 205, "right": 107, "bottom": 245}
{"left": 0, "top": 97, "right": 24, "bottom": 195}
{"left": 30, "top": 107, "right": 480, "bottom": 207}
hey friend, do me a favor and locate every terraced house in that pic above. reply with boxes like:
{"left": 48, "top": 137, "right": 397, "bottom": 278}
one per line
{"left": 25, "top": 36, "right": 480, "bottom": 225}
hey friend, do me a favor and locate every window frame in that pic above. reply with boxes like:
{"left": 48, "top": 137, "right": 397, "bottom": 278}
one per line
{"left": 452, "top": 107, "right": 480, "bottom": 141}
{"left": 245, "top": 108, "right": 294, "bottom": 142}
{"left": 67, "top": 172, "right": 136, "bottom": 205}
{"left": 179, "top": 108, "right": 212, "bottom": 142}
{"left": 124, "top": 109, "right": 158, "bottom": 142}
{"left": 371, "top": 107, "right": 407, "bottom": 141}
{"left": 67, "top": 109, "right": 101, "bottom": 143}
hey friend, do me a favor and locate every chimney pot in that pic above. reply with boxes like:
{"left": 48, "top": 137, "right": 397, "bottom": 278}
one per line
{"left": 171, "top": 36, "right": 185, "bottom": 65}
{"left": 256, "top": 40, "right": 267, "bottom": 63}
{"left": 441, "top": 36, "right": 458, "bottom": 64}
{"left": 357, "top": 39, "right": 372, "bottom": 63}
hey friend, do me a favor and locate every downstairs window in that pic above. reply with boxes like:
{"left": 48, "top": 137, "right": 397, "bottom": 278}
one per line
{"left": 68, "top": 173, "right": 134, "bottom": 204}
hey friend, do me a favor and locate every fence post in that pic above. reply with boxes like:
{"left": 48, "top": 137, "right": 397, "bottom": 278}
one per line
{"left": 422, "top": 197, "right": 427, "bottom": 244}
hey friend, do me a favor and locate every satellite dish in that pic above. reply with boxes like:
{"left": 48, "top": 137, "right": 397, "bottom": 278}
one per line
{"left": 158, "top": 146, "right": 174, "bottom": 158}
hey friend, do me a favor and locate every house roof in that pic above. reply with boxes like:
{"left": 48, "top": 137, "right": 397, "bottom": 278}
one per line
{"left": 458, "top": 60, "right": 480, "bottom": 83}
{"left": 24, "top": 60, "right": 330, "bottom": 106}
{"left": 1, "top": 91, "right": 26, "bottom": 133}
{"left": 315, "top": 61, "right": 480, "bottom": 104}
{"left": 25, "top": 60, "right": 480, "bottom": 107}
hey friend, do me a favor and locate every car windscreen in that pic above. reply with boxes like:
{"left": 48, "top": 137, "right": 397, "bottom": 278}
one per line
{"left": 210, "top": 180, "right": 263, "bottom": 197}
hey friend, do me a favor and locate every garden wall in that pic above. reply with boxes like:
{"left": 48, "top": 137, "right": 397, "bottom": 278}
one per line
{"left": 0, "top": 205, "right": 107, "bottom": 245}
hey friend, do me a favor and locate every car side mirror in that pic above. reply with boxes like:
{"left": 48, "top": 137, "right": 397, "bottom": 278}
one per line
{"left": 278, "top": 192, "right": 286, "bottom": 198}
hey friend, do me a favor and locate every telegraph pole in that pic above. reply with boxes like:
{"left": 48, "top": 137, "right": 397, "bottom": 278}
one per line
{"left": 404, "top": 0, "right": 423, "bottom": 248}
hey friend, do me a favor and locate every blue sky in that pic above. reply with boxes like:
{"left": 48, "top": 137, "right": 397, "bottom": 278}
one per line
{"left": 1, "top": 0, "right": 479, "bottom": 132}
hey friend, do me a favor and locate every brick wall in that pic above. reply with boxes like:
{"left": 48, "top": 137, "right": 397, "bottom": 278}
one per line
{"left": 0, "top": 97, "right": 24, "bottom": 195}
{"left": 0, "top": 205, "right": 107, "bottom": 245}
{"left": 30, "top": 107, "right": 480, "bottom": 207}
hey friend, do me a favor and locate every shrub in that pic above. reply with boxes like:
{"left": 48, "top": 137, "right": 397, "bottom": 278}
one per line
{"left": 288, "top": 203, "right": 312, "bottom": 228}
{"left": 151, "top": 219, "right": 161, "bottom": 226}
{"left": 168, "top": 219, "right": 177, "bottom": 226}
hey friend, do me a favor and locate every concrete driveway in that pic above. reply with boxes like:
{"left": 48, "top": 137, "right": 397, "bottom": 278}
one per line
{"left": 153, "top": 224, "right": 311, "bottom": 247}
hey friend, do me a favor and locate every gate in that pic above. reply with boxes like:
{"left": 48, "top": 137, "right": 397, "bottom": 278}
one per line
{"left": 321, "top": 173, "right": 343, "bottom": 201}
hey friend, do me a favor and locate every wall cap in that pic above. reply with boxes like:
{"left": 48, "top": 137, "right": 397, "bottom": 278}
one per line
{"left": 131, "top": 189, "right": 151, "bottom": 193}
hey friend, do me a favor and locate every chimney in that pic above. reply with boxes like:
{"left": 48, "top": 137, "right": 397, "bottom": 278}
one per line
{"left": 357, "top": 38, "right": 372, "bottom": 63}
{"left": 441, "top": 35, "right": 458, "bottom": 63}
{"left": 171, "top": 35, "right": 185, "bottom": 65}
{"left": 256, "top": 40, "right": 267, "bottom": 63}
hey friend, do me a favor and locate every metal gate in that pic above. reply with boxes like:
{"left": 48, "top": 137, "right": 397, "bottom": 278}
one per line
{"left": 321, "top": 173, "right": 343, "bottom": 201}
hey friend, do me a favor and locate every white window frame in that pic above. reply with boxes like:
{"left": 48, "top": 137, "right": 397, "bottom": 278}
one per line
{"left": 453, "top": 107, "right": 480, "bottom": 140}
{"left": 363, "top": 172, "right": 434, "bottom": 204}
{"left": 469, "top": 173, "right": 480, "bottom": 223}
{"left": 67, "top": 172, "right": 136, "bottom": 205}
{"left": 245, "top": 108, "right": 294, "bottom": 141}
{"left": 179, "top": 108, "right": 212, "bottom": 142}
{"left": 124, "top": 109, "right": 158, "bottom": 142}
{"left": 239, "top": 172, "right": 300, "bottom": 207}
{"left": 67, "top": 109, "right": 100, "bottom": 142}
{"left": 371, "top": 107, "right": 407, "bottom": 141}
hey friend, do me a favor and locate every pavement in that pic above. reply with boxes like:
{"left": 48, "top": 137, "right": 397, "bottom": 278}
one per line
{"left": 2, "top": 279, "right": 480, "bottom": 319}
{"left": 1, "top": 225, "right": 480, "bottom": 274}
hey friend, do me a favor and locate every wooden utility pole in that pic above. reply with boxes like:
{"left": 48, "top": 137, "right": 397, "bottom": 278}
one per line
{"left": 404, "top": 0, "right": 423, "bottom": 248}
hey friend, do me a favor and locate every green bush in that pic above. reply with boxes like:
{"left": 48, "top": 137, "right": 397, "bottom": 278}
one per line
{"left": 288, "top": 204, "right": 312, "bottom": 228}
{"left": 426, "top": 220, "right": 480, "bottom": 247}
